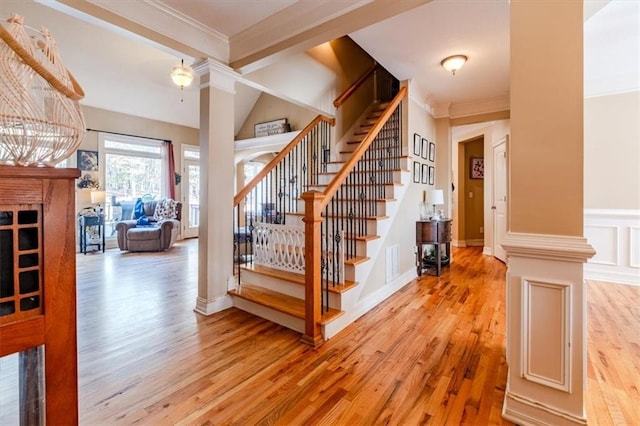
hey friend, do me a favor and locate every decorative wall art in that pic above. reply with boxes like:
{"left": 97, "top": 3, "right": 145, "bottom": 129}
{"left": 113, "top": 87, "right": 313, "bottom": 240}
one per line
{"left": 413, "top": 161, "right": 421, "bottom": 183}
{"left": 470, "top": 157, "right": 484, "bottom": 179}
{"left": 77, "top": 149, "right": 99, "bottom": 189}
{"left": 421, "top": 138, "right": 428, "bottom": 160}
{"left": 413, "top": 133, "right": 421, "bottom": 156}
{"left": 428, "top": 166, "right": 435, "bottom": 185}
{"left": 254, "top": 118, "right": 289, "bottom": 137}
{"left": 428, "top": 142, "right": 436, "bottom": 162}
{"left": 421, "top": 163, "right": 429, "bottom": 184}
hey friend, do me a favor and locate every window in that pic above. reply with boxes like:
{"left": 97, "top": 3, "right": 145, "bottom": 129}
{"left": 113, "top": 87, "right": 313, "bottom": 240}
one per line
{"left": 98, "top": 134, "right": 167, "bottom": 234}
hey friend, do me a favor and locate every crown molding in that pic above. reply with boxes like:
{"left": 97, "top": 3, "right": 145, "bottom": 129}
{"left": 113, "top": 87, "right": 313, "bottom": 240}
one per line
{"left": 193, "top": 59, "right": 240, "bottom": 94}
{"left": 143, "top": 0, "right": 228, "bottom": 41}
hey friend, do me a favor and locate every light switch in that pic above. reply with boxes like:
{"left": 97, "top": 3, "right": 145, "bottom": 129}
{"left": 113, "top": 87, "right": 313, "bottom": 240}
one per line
{"left": 469, "top": 192, "right": 473, "bottom": 198}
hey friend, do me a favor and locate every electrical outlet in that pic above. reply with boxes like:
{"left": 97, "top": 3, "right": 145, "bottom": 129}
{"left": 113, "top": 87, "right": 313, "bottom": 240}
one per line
{"left": 480, "top": 227, "right": 484, "bottom": 234}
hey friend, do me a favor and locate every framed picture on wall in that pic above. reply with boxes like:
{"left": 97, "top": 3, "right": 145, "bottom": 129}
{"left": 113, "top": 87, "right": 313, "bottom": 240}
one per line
{"left": 428, "top": 142, "right": 436, "bottom": 162}
{"left": 413, "top": 161, "right": 420, "bottom": 183}
{"left": 77, "top": 149, "right": 98, "bottom": 171}
{"left": 470, "top": 157, "right": 484, "bottom": 179}
{"left": 428, "top": 166, "right": 435, "bottom": 185}
{"left": 413, "top": 133, "right": 421, "bottom": 156}
{"left": 421, "top": 163, "right": 429, "bottom": 184}
{"left": 421, "top": 138, "right": 428, "bottom": 159}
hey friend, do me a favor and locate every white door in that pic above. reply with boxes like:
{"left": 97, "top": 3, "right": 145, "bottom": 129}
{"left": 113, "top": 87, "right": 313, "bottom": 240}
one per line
{"left": 492, "top": 137, "right": 508, "bottom": 262}
{"left": 182, "top": 147, "right": 200, "bottom": 239}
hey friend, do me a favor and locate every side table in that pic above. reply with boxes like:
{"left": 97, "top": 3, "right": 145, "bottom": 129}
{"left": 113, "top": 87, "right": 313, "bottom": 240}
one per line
{"left": 416, "top": 219, "right": 452, "bottom": 276}
{"left": 79, "top": 214, "right": 105, "bottom": 254}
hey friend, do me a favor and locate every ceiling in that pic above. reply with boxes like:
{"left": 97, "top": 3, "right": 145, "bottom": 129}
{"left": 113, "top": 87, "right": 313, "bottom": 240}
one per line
{"left": 0, "top": 0, "right": 637, "bottom": 132}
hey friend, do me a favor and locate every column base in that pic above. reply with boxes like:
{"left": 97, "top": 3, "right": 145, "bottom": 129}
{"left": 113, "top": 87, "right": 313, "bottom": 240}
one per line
{"left": 503, "top": 390, "right": 587, "bottom": 426}
{"left": 194, "top": 295, "right": 233, "bottom": 316}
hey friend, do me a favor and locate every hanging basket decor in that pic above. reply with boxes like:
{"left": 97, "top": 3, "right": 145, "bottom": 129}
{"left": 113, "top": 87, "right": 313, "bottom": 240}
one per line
{"left": 0, "top": 13, "right": 86, "bottom": 167}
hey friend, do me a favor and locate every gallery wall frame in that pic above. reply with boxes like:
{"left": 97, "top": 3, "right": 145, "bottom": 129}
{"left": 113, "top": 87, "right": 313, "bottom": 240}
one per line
{"left": 428, "top": 166, "right": 435, "bottom": 185}
{"left": 428, "top": 142, "right": 436, "bottom": 162}
{"left": 421, "top": 138, "right": 428, "bottom": 160}
{"left": 421, "top": 163, "right": 429, "bottom": 184}
{"left": 413, "top": 133, "right": 421, "bottom": 156}
{"left": 413, "top": 161, "right": 421, "bottom": 183}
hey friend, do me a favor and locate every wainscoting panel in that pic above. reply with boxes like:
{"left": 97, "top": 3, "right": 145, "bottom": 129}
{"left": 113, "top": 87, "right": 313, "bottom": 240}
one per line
{"left": 521, "top": 278, "right": 571, "bottom": 392}
{"left": 584, "top": 209, "right": 640, "bottom": 286}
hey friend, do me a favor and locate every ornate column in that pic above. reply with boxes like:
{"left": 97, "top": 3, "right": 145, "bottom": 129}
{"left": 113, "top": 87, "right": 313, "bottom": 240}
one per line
{"left": 502, "top": 1, "right": 595, "bottom": 425}
{"left": 192, "top": 59, "right": 239, "bottom": 315}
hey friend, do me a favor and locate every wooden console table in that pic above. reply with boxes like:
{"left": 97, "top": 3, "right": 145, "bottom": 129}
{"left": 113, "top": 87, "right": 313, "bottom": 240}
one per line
{"left": 416, "top": 219, "right": 452, "bottom": 277}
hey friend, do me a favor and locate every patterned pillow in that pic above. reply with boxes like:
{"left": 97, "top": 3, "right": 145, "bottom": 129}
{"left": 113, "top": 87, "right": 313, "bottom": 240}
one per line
{"left": 153, "top": 199, "right": 178, "bottom": 221}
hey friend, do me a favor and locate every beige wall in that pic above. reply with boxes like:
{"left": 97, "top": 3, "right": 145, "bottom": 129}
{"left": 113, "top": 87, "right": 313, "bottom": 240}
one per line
{"left": 235, "top": 93, "right": 317, "bottom": 140}
{"left": 461, "top": 138, "right": 484, "bottom": 242}
{"left": 307, "top": 36, "right": 377, "bottom": 141}
{"left": 584, "top": 91, "right": 640, "bottom": 209}
{"left": 510, "top": 0, "right": 583, "bottom": 236}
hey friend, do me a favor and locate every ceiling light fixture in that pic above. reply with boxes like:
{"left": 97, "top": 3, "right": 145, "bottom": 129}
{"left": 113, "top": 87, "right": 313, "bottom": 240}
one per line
{"left": 440, "top": 55, "right": 468, "bottom": 75}
{"left": 170, "top": 59, "right": 194, "bottom": 101}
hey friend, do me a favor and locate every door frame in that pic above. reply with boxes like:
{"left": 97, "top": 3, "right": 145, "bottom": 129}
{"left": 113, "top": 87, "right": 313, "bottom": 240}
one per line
{"left": 491, "top": 136, "right": 509, "bottom": 262}
{"left": 181, "top": 145, "right": 200, "bottom": 239}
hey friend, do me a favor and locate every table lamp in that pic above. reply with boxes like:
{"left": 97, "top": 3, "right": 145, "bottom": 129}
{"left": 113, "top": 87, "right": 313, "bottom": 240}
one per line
{"left": 90, "top": 190, "right": 106, "bottom": 215}
{"left": 428, "top": 189, "right": 444, "bottom": 218}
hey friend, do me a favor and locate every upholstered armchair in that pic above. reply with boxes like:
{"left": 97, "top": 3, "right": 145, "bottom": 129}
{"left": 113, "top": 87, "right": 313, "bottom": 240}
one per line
{"left": 115, "top": 199, "right": 182, "bottom": 252}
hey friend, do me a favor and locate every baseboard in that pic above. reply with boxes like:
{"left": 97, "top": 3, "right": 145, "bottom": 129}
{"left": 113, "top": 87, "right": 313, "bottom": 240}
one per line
{"left": 452, "top": 239, "right": 466, "bottom": 247}
{"left": 465, "top": 239, "right": 484, "bottom": 247}
{"left": 503, "top": 390, "right": 587, "bottom": 426}
{"left": 482, "top": 246, "right": 492, "bottom": 256}
{"left": 194, "top": 295, "right": 233, "bottom": 316}
{"left": 323, "top": 268, "right": 417, "bottom": 339}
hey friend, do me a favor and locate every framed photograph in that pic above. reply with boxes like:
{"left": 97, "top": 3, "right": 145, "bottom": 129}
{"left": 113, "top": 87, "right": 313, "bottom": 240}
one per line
{"left": 421, "top": 138, "right": 428, "bottom": 159}
{"left": 413, "top": 133, "right": 421, "bottom": 156}
{"left": 428, "top": 166, "right": 435, "bottom": 185}
{"left": 413, "top": 161, "right": 420, "bottom": 183}
{"left": 77, "top": 149, "right": 98, "bottom": 171}
{"left": 428, "top": 142, "right": 436, "bottom": 162}
{"left": 421, "top": 163, "right": 429, "bottom": 184}
{"left": 470, "top": 157, "right": 484, "bottom": 179}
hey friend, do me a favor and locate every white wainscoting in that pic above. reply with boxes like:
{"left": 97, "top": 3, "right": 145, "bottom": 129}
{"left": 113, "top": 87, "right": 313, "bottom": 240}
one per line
{"left": 584, "top": 209, "right": 640, "bottom": 286}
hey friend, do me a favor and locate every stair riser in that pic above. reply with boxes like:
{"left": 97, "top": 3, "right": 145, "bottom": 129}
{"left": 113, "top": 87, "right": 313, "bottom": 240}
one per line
{"left": 240, "top": 270, "right": 346, "bottom": 310}
{"left": 329, "top": 157, "right": 410, "bottom": 173}
{"left": 294, "top": 199, "right": 389, "bottom": 215}
{"left": 232, "top": 297, "right": 304, "bottom": 333}
{"left": 284, "top": 215, "right": 384, "bottom": 236}
{"left": 318, "top": 170, "right": 403, "bottom": 186}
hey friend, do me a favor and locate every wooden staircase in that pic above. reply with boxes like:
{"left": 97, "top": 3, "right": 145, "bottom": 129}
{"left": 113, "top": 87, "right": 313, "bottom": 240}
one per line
{"left": 229, "top": 101, "right": 410, "bottom": 338}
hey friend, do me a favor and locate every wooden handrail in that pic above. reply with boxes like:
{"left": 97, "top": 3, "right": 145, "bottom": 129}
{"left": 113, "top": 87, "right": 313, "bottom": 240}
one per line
{"left": 321, "top": 86, "right": 407, "bottom": 209}
{"left": 233, "top": 114, "right": 335, "bottom": 206}
{"left": 333, "top": 61, "right": 378, "bottom": 108}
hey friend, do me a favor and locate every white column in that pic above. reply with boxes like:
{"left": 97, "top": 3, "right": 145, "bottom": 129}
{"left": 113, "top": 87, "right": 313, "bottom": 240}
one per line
{"left": 192, "top": 59, "right": 239, "bottom": 315}
{"left": 503, "top": 1, "right": 595, "bottom": 425}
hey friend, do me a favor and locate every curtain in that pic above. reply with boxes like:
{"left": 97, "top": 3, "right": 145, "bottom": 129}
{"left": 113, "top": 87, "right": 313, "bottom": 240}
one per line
{"left": 164, "top": 141, "right": 176, "bottom": 200}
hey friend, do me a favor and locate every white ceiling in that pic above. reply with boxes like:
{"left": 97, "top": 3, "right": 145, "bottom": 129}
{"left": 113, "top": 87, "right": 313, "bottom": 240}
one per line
{"left": 1, "top": 0, "right": 637, "bottom": 131}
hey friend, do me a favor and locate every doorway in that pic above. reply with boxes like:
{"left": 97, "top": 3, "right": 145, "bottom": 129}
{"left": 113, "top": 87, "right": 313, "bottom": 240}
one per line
{"left": 456, "top": 137, "right": 485, "bottom": 247}
{"left": 491, "top": 137, "right": 508, "bottom": 262}
{"left": 182, "top": 146, "right": 200, "bottom": 239}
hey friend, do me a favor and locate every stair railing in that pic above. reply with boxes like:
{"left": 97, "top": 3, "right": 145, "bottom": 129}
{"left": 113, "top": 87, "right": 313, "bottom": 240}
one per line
{"left": 301, "top": 86, "right": 407, "bottom": 345}
{"left": 233, "top": 115, "right": 335, "bottom": 283}
{"left": 333, "top": 61, "right": 379, "bottom": 108}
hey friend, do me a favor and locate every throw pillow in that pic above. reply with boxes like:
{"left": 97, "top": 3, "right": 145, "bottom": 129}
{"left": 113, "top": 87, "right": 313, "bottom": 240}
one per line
{"left": 153, "top": 199, "right": 178, "bottom": 221}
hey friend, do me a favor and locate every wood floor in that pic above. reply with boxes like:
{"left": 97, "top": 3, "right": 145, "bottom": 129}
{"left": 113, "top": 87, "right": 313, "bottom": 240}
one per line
{"left": 2, "top": 239, "right": 639, "bottom": 425}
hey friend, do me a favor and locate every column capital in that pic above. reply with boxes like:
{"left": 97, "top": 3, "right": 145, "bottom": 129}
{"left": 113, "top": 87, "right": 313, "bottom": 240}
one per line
{"left": 501, "top": 232, "right": 596, "bottom": 263}
{"left": 192, "top": 58, "right": 240, "bottom": 94}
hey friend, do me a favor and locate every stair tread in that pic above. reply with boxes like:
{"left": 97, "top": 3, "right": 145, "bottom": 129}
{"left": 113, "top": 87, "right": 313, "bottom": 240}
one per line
{"left": 328, "top": 156, "right": 408, "bottom": 164}
{"left": 345, "top": 256, "right": 369, "bottom": 266}
{"left": 240, "top": 264, "right": 358, "bottom": 293}
{"left": 230, "top": 283, "right": 343, "bottom": 323}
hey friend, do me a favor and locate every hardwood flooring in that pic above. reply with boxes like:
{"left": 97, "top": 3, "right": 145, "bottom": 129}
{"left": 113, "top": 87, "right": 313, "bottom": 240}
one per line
{"left": 2, "top": 239, "right": 638, "bottom": 425}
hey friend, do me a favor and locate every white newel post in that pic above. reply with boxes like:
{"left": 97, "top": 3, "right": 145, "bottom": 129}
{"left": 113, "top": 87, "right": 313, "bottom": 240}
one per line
{"left": 503, "top": 1, "right": 595, "bottom": 425}
{"left": 193, "top": 59, "right": 238, "bottom": 315}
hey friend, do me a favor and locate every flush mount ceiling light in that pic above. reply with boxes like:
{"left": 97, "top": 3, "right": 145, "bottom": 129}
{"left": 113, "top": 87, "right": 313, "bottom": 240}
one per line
{"left": 440, "top": 55, "right": 468, "bottom": 75}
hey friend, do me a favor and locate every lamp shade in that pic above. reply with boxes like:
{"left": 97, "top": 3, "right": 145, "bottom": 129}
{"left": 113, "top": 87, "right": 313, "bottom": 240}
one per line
{"left": 90, "top": 190, "right": 106, "bottom": 204}
{"left": 429, "top": 189, "right": 444, "bottom": 205}
{"left": 170, "top": 60, "right": 194, "bottom": 88}
{"left": 441, "top": 55, "right": 468, "bottom": 75}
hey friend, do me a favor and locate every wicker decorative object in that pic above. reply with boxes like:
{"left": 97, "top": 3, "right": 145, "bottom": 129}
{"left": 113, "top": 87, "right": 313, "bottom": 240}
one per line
{"left": 0, "top": 13, "right": 86, "bottom": 167}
